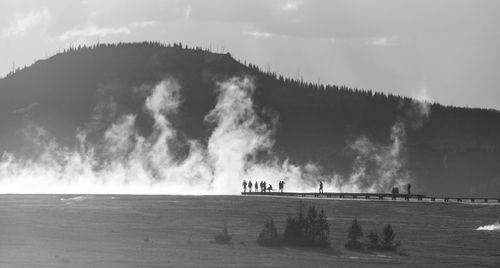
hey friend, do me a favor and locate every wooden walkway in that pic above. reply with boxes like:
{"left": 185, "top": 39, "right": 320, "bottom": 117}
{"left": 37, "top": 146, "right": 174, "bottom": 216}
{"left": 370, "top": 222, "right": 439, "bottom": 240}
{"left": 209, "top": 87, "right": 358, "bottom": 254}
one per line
{"left": 241, "top": 191, "right": 500, "bottom": 203}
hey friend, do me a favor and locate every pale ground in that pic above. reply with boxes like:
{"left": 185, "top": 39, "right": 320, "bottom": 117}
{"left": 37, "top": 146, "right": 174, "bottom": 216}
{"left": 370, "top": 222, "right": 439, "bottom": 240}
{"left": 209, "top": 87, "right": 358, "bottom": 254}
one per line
{"left": 0, "top": 194, "right": 499, "bottom": 267}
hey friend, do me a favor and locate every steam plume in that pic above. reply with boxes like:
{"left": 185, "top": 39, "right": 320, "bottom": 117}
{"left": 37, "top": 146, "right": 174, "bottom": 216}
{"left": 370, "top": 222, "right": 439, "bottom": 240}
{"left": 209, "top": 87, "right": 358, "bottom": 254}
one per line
{"left": 0, "top": 76, "right": 415, "bottom": 194}
{"left": 342, "top": 122, "right": 411, "bottom": 192}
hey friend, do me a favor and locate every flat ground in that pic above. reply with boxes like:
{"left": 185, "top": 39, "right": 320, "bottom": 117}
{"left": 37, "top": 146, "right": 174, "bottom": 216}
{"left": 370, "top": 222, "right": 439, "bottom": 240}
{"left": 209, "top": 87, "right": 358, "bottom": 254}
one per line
{"left": 0, "top": 195, "right": 498, "bottom": 267}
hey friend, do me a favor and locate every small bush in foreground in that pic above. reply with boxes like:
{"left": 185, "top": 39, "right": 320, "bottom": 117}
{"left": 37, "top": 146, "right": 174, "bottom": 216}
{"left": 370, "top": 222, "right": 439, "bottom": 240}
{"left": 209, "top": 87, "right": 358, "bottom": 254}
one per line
{"left": 257, "top": 218, "right": 281, "bottom": 247}
{"left": 343, "top": 220, "right": 402, "bottom": 252}
{"left": 345, "top": 218, "right": 363, "bottom": 250}
{"left": 256, "top": 204, "right": 331, "bottom": 248}
{"left": 283, "top": 205, "right": 330, "bottom": 247}
{"left": 366, "top": 231, "right": 380, "bottom": 250}
{"left": 214, "top": 223, "right": 232, "bottom": 244}
{"left": 380, "top": 224, "right": 400, "bottom": 251}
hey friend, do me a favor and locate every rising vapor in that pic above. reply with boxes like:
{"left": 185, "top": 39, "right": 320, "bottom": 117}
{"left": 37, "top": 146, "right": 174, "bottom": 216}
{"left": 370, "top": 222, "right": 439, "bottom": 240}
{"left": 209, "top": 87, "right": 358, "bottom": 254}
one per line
{"left": 0, "top": 76, "right": 413, "bottom": 194}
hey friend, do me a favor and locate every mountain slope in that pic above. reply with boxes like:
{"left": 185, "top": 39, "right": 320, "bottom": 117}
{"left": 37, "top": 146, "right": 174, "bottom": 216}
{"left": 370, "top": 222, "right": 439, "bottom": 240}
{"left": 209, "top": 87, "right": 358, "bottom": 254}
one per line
{"left": 1, "top": 42, "right": 500, "bottom": 196}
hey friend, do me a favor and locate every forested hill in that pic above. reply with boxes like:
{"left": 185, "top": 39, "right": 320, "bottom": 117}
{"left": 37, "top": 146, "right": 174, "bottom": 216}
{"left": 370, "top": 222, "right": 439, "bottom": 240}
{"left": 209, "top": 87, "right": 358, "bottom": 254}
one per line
{"left": 1, "top": 42, "right": 500, "bottom": 196}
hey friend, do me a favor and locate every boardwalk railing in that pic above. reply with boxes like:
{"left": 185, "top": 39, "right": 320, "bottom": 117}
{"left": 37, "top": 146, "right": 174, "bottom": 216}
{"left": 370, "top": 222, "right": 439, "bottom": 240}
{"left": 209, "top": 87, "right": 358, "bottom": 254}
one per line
{"left": 241, "top": 191, "right": 500, "bottom": 203}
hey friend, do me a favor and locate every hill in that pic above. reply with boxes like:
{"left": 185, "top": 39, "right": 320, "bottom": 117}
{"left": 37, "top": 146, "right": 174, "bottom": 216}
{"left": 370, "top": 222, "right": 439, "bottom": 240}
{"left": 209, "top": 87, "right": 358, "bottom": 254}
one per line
{"left": 1, "top": 42, "right": 500, "bottom": 196}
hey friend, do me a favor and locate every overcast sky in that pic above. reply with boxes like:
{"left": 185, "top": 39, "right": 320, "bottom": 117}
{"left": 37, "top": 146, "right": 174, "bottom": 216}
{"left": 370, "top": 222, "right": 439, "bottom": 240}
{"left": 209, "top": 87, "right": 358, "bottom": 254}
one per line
{"left": 1, "top": 0, "right": 499, "bottom": 109}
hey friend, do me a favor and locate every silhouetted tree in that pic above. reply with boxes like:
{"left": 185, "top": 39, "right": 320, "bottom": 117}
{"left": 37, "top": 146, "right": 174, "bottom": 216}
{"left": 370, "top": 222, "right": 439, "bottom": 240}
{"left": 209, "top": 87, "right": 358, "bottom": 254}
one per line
{"left": 366, "top": 231, "right": 380, "bottom": 250}
{"left": 257, "top": 218, "right": 281, "bottom": 247}
{"left": 345, "top": 218, "right": 364, "bottom": 249}
{"left": 282, "top": 205, "right": 330, "bottom": 247}
{"left": 381, "top": 224, "right": 400, "bottom": 251}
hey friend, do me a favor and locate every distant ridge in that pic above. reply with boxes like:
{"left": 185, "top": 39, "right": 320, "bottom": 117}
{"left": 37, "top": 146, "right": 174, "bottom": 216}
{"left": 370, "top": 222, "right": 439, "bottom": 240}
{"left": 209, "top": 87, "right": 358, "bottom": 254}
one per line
{"left": 1, "top": 41, "right": 500, "bottom": 196}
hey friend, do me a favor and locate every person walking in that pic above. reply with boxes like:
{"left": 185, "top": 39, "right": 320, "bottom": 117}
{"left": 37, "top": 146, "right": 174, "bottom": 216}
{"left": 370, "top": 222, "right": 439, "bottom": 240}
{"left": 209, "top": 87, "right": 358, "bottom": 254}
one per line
{"left": 406, "top": 183, "right": 411, "bottom": 200}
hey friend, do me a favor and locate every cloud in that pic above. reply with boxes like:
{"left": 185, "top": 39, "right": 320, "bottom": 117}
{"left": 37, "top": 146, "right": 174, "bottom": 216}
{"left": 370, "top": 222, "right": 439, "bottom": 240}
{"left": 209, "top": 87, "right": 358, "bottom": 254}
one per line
{"left": 245, "top": 31, "right": 274, "bottom": 38}
{"left": 1, "top": 8, "right": 50, "bottom": 37}
{"left": 282, "top": 0, "right": 303, "bottom": 11}
{"left": 58, "top": 21, "right": 155, "bottom": 42}
{"left": 58, "top": 25, "right": 130, "bottom": 42}
{"left": 245, "top": 31, "right": 289, "bottom": 39}
{"left": 177, "top": 6, "right": 191, "bottom": 18}
{"left": 366, "top": 36, "right": 397, "bottom": 47}
{"left": 130, "top": 21, "right": 155, "bottom": 28}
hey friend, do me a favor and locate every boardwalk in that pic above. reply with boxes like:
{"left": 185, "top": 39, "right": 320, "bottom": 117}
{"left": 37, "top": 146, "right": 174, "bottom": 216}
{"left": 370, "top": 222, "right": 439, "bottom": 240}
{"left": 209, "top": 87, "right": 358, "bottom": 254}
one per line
{"left": 241, "top": 191, "right": 500, "bottom": 203}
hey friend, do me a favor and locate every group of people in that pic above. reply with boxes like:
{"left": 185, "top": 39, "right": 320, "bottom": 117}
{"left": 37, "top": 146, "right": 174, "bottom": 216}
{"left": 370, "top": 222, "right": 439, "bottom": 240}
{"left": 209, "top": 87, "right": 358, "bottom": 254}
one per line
{"left": 242, "top": 180, "right": 286, "bottom": 193}
{"left": 243, "top": 180, "right": 412, "bottom": 196}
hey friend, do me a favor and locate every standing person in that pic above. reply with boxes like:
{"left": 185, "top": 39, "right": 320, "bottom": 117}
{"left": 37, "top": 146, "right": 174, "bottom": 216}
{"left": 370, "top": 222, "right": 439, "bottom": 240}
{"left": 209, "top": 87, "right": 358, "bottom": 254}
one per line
{"left": 263, "top": 181, "right": 267, "bottom": 192}
{"left": 278, "top": 181, "right": 282, "bottom": 192}
{"left": 260, "top": 181, "right": 264, "bottom": 192}
{"left": 255, "top": 181, "right": 258, "bottom": 192}
{"left": 242, "top": 180, "right": 247, "bottom": 193}
{"left": 407, "top": 183, "right": 411, "bottom": 195}
{"left": 281, "top": 180, "right": 285, "bottom": 192}
{"left": 248, "top": 181, "right": 253, "bottom": 192}
{"left": 319, "top": 181, "right": 323, "bottom": 194}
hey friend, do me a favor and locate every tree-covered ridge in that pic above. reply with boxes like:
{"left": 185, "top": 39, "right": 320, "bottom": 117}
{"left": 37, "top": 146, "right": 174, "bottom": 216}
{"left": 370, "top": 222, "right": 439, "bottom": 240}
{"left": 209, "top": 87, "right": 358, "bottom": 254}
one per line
{"left": 1, "top": 42, "right": 499, "bottom": 196}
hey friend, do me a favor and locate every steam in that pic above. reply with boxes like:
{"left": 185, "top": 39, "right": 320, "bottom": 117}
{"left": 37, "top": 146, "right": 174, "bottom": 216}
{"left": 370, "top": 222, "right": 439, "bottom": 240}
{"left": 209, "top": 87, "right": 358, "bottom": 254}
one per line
{"left": 0, "top": 77, "right": 305, "bottom": 194}
{"left": 407, "top": 87, "right": 433, "bottom": 128}
{"left": 0, "top": 76, "right": 415, "bottom": 194}
{"left": 339, "top": 87, "right": 435, "bottom": 192}
{"left": 476, "top": 221, "right": 500, "bottom": 231}
{"left": 342, "top": 122, "right": 410, "bottom": 192}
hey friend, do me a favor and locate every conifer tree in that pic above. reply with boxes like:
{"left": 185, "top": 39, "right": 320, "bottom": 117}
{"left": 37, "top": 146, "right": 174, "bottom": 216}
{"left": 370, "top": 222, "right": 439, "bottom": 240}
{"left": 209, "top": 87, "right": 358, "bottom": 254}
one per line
{"left": 345, "top": 218, "right": 363, "bottom": 249}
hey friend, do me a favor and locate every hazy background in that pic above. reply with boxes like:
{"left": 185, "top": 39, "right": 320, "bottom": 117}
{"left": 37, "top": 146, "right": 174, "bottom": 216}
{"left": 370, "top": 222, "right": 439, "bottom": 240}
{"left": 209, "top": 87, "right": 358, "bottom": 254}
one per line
{"left": 1, "top": 0, "right": 499, "bottom": 110}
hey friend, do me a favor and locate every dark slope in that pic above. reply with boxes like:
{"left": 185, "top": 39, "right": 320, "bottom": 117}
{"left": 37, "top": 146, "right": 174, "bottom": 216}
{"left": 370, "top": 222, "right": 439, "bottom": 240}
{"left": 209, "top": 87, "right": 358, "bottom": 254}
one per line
{"left": 1, "top": 42, "right": 500, "bottom": 196}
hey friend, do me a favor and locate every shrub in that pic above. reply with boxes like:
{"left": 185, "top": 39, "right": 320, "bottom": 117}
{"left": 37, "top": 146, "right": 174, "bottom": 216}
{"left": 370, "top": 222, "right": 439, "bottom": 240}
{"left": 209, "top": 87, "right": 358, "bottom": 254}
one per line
{"left": 345, "top": 218, "right": 364, "bottom": 249}
{"left": 257, "top": 218, "right": 281, "bottom": 246}
{"left": 366, "top": 231, "right": 380, "bottom": 250}
{"left": 283, "top": 206, "right": 305, "bottom": 245}
{"left": 214, "top": 223, "right": 232, "bottom": 244}
{"left": 380, "top": 224, "right": 400, "bottom": 251}
{"left": 317, "top": 209, "right": 331, "bottom": 246}
{"left": 282, "top": 205, "right": 331, "bottom": 247}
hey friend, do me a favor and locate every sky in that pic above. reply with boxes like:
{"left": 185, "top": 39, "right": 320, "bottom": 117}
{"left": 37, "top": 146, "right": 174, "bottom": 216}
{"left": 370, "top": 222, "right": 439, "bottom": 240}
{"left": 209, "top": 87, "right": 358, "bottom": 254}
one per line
{"left": 1, "top": 0, "right": 499, "bottom": 110}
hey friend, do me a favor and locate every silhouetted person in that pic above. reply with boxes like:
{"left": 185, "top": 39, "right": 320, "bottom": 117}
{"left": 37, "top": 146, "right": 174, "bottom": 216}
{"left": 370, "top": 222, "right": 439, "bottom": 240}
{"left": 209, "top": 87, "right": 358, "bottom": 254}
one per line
{"left": 255, "top": 181, "right": 258, "bottom": 192}
{"left": 242, "top": 180, "right": 247, "bottom": 192}
{"left": 248, "top": 181, "right": 253, "bottom": 192}
{"left": 391, "top": 186, "right": 399, "bottom": 200}
{"left": 319, "top": 181, "right": 323, "bottom": 193}
{"left": 281, "top": 180, "right": 285, "bottom": 192}
{"left": 267, "top": 184, "right": 273, "bottom": 192}
{"left": 263, "top": 181, "right": 267, "bottom": 192}
{"left": 407, "top": 183, "right": 411, "bottom": 195}
{"left": 260, "top": 181, "right": 264, "bottom": 192}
